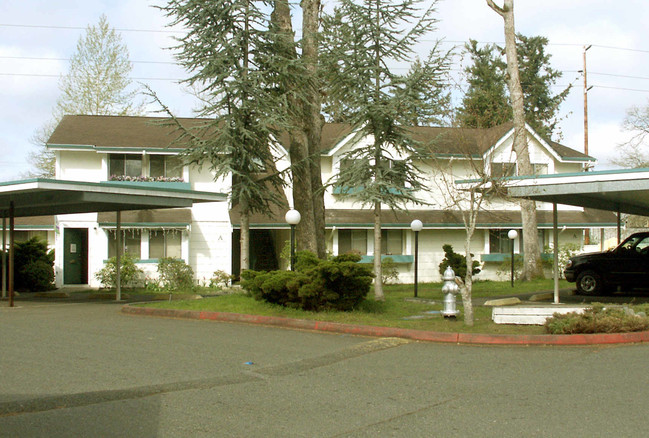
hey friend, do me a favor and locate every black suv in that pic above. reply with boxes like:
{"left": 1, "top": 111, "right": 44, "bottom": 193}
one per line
{"left": 564, "top": 232, "right": 649, "bottom": 295}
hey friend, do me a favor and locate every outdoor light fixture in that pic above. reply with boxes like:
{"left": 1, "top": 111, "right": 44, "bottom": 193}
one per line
{"left": 508, "top": 229, "right": 518, "bottom": 288}
{"left": 285, "top": 209, "right": 301, "bottom": 271}
{"left": 410, "top": 219, "right": 423, "bottom": 298}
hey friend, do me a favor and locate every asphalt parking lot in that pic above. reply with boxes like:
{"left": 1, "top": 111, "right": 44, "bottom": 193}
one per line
{"left": 2, "top": 300, "right": 649, "bottom": 437}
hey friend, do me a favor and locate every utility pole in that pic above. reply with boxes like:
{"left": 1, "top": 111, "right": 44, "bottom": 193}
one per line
{"left": 583, "top": 44, "right": 592, "bottom": 245}
{"left": 583, "top": 44, "right": 592, "bottom": 157}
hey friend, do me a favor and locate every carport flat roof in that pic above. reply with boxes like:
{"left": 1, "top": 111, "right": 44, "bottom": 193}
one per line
{"left": 0, "top": 178, "right": 226, "bottom": 218}
{"left": 504, "top": 168, "right": 649, "bottom": 217}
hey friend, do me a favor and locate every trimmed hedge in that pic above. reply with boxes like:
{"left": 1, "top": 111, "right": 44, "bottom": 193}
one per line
{"left": 241, "top": 251, "right": 374, "bottom": 311}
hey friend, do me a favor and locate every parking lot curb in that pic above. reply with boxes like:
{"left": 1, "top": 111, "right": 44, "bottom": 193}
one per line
{"left": 121, "top": 305, "right": 649, "bottom": 346}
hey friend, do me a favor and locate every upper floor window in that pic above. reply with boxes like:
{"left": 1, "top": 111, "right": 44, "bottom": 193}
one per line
{"left": 491, "top": 162, "right": 516, "bottom": 178}
{"left": 110, "top": 154, "right": 142, "bottom": 178}
{"left": 109, "top": 154, "right": 183, "bottom": 181}
{"left": 150, "top": 155, "right": 183, "bottom": 179}
{"left": 533, "top": 163, "right": 548, "bottom": 175}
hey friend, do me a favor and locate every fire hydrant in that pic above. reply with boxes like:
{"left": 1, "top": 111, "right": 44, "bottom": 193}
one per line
{"left": 441, "top": 266, "right": 460, "bottom": 318}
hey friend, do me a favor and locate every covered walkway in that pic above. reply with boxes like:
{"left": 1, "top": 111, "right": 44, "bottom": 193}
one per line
{"left": 0, "top": 178, "right": 226, "bottom": 306}
{"left": 505, "top": 168, "right": 649, "bottom": 303}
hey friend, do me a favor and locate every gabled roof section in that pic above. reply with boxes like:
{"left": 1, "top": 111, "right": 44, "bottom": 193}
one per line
{"left": 319, "top": 121, "right": 593, "bottom": 163}
{"left": 48, "top": 115, "right": 593, "bottom": 163}
{"left": 47, "top": 115, "right": 210, "bottom": 150}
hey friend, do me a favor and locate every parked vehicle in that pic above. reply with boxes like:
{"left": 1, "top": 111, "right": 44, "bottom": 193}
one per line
{"left": 564, "top": 232, "right": 649, "bottom": 295}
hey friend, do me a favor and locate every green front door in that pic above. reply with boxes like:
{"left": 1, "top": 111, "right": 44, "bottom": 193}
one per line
{"left": 64, "top": 228, "right": 88, "bottom": 284}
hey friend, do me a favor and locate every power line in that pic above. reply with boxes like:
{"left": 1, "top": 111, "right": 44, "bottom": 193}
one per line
{"left": 0, "top": 73, "right": 180, "bottom": 81}
{"left": 3, "top": 22, "right": 649, "bottom": 54}
{"left": 0, "top": 55, "right": 177, "bottom": 66}
{"left": 0, "top": 23, "right": 183, "bottom": 34}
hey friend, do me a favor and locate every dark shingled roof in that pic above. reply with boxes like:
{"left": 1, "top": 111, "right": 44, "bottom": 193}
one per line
{"left": 48, "top": 115, "right": 592, "bottom": 161}
{"left": 97, "top": 208, "right": 192, "bottom": 225}
{"left": 229, "top": 207, "right": 617, "bottom": 228}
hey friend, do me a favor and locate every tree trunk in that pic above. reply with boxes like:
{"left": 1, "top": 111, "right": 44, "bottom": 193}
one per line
{"left": 462, "top": 237, "right": 475, "bottom": 326}
{"left": 240, "top": 197, "right": 250, "bottom": 272}
{"left": 373, "top": 201, "right": 384, "bottom": 301}
{"left": 302, "top": 0, "right": 327, "bottom": 259}
{"left": 487, "top": 0, "right": 543, "bottom": 280}
{"left": 271, "top": 0, "right": 324, "bottom": 257}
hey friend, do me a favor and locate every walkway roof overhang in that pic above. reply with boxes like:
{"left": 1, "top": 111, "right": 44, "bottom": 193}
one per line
{"left": 0, "top": 178, "right": 226, "bottom": 218}
{"left": 504, "top": 168, "right": 649, "bottom": 217}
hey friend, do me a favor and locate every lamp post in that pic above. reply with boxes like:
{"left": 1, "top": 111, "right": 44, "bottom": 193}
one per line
{"left": 285, "top": 209, "right": 301, "bottom": 271}
{"left": 508, "top": 229, "right": 518, "bottom": 287}
{"left": 410, "top": 219, "right": 423, "bottom": 297}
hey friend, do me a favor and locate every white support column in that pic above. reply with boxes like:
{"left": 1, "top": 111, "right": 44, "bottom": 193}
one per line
{"left": 116, "top": 210, "right": 122, "bottom": 301}
{"left": 553, "top": 203, "right": 560, "bottom": 304}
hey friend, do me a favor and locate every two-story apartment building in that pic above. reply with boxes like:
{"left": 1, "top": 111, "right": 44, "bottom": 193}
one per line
{"left": 44, "top": 114, "right": 616, "bottom": 288}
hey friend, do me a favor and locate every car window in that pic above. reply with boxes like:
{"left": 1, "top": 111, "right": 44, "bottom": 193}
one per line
{"left": 620, "top": 236, "right": 641, "bottom": 251}
{"left": 635, "top": 237, "right": 649, "bottom": 254}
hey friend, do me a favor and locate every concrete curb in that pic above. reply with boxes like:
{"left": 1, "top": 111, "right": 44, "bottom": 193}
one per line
{"left": 121, "top": 305, "right": 649, "bottom": 346}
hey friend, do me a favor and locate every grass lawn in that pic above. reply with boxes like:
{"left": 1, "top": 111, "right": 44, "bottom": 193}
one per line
{"left": 136, "top": 279, "right": 573, "bottom": 335}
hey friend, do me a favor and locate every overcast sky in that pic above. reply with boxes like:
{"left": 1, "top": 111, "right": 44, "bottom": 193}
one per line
{"left": 2, "top": 0, "right": 649, "bottom": 180}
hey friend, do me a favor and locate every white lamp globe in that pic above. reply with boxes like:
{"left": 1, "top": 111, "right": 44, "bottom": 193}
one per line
{"left": 410, "top": 219, "right": 423, "bottom": 232}
{"left": 285, "top": 209, "right": 301, "bottom": 225}
{"left": 507, "top": 229, "right": 518, "bottom": 240}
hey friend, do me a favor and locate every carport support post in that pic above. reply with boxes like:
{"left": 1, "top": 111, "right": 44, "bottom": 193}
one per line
{"left": 2, "top": 212, "right": 5, "bottom": 299}
{"left": 116, "top": 210, "right": 121, "bottom": 301}
{"left": 8, "top": 202, "right": 14, "bottom": 307}
{"left": 617, "top": 208, "right": 621, "bottom": 245}
{"left": 553, "top": 203, "right": 559, "bottom": 304}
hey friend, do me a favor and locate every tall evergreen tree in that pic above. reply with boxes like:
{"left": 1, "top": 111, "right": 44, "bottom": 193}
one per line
{"left": 29, "top": 14, "right": 143, "bottom": 177}
{"left": 457, "top": 35, "right": 569, "bottom": 140}
{"left": 456, "top": 39, "right": 509, "bottom": 129}
{"left": 322, "top": 0, "right": 450, "bottom": 300}
{"left": 517, "top": 34, "right": 570, "bottom": 139}
{"left": 158, "top": 0, "right": 289, "bottom": 273}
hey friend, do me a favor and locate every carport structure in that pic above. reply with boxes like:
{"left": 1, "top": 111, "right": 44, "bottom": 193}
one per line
{"left": 504, "top": 168, "right": 649, "bottom": 303}
{"left": 0, "top": 178, "right": 226, "bottom": 307}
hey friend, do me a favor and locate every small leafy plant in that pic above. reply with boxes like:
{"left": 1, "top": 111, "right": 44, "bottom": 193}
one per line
{"left": 209, "top": 270, "right": 233, "bottom": 290}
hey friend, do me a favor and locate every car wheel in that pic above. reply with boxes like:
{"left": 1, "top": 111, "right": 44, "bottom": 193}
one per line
{"left": 576, "top": 270, "right": 603, "bottom": 295}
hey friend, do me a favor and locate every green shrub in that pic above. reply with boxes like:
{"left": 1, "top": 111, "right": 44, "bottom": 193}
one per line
{"left": 438, "top": 244, "right": 481, "bottom": 279}
{"left": 241, "top": 269, "right": 309, "bottom": 307}
{"left": 157, "top": 257, "right": 195, "bottom": 291}
{"left": 545, "top": 306, "right": 649, "bottom": 334}
{"left": 20, "top": 260, "right": 55, "bottom": 291}
{"left": 12, "top": 237, "right": 55, "bottom": 291}
{"left": 95, "top": 253, "right": 143, "bottom": 289}
{"left": 304, "top": 257, "right": 373, "bottom": 311}
{"left": 241, "top": 251, "right": 374, "bottom": 311}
